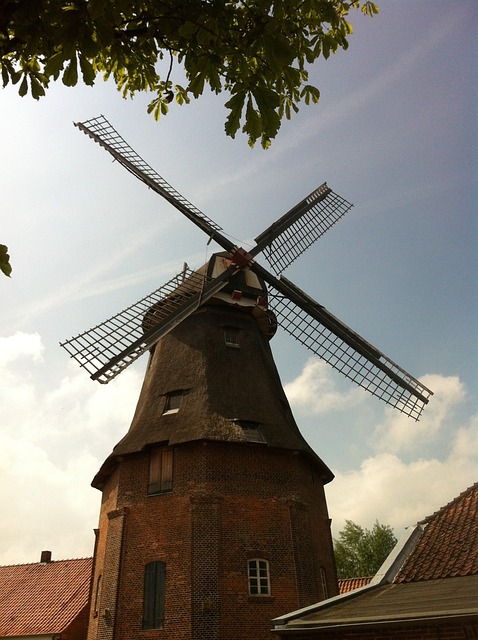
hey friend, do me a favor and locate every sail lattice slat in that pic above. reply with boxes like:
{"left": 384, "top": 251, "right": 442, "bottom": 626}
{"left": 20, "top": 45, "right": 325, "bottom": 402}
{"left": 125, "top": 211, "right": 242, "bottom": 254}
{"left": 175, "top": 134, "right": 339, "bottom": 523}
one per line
{"left": 76, "top": 115, "right": 223, "bottom": 233}
{"left": 268, "top": 292, "right": 433, "bottom": 420}
{"left": 258, "top": 186, "right": 353, "bottom": 274}
{"left": 60, "top": 269, "right": 210, "bottom": 383}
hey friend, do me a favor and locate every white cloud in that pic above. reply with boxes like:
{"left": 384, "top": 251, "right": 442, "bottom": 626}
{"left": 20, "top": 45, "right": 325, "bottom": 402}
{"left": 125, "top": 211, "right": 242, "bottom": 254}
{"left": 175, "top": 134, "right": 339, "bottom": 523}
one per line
{"left": 284, "top": 358, "right": 365, "bottom": 414}
{"left": 285, "top": 359, "right": 477, "bottom": 539}
{"left": 372, "top": 374, "right": 466, "bottom": 455}
{"left": 326, "top": 379, "right": 478, "bottom": 538}
{"left": 0, "top": 333, "right": 142, "bottom": 565}
{"left": 0, "top": 332, "right": 44, "bottom": 366}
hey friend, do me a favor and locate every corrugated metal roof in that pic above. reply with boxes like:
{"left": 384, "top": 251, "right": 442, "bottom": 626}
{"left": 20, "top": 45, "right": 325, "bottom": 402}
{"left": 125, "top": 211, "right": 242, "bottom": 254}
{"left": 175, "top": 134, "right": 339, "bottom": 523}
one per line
{"left": 0, "top": 557, "right": 92, "bottom": 636}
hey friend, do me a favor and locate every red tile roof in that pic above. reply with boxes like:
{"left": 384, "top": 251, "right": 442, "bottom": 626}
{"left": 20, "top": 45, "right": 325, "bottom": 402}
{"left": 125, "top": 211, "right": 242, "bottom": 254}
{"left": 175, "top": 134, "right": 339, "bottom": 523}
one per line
{"left": 396, "top": 481, "right": 478, "bottom": 582}
{"left": 337, "top": 576, "right": 373, "bottom": 593}
{"left": 0, "top": 556, "right": 92, "bottom": 636}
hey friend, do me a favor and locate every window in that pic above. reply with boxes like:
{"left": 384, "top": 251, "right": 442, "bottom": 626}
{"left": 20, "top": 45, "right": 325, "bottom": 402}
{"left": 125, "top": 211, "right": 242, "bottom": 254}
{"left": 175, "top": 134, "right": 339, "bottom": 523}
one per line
{"left": 148, "top": 447, "right": 173, "bottom": 494}
{"left": 163, "top": 391, "right": 183, "bottom": 415}
{"left": 93, "top": 574, "right": 102, "bottom": 617}
{"left": 224, "top": 326, "right": 240, "bottom": 347}
{"left": 143, "top": 561, "right": 166, "bottom": 629}
{"left": 320, "top": 567, "right": 329, "bottom": 599}
{"left": 232, "top": 419, "right": 265, "bottom": 443}
{"left": 248, "top": 559, "right": 271, "bottom": 596}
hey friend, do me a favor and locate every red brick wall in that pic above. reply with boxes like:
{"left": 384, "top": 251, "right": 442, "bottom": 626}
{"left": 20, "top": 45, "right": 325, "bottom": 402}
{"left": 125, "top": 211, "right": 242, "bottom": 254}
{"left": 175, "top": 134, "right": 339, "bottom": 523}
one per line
{"left": 62, "top": 604, "right": 89, "bottom": 640}
{"left": 87, "top": 440, "right": 337, "bottom": 640}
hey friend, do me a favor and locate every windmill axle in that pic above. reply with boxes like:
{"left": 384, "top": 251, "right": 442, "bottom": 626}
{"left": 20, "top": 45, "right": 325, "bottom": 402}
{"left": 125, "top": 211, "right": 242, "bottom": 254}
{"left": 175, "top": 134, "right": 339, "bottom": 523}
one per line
{"left": 231, "top": 246, "right": 254, "bottom": 269}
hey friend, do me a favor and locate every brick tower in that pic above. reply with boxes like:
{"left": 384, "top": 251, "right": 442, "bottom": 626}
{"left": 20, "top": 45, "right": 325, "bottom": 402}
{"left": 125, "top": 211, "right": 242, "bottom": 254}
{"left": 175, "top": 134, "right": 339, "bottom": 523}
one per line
{"left": 86, "top": 261, "right": 337, "bottom": 640}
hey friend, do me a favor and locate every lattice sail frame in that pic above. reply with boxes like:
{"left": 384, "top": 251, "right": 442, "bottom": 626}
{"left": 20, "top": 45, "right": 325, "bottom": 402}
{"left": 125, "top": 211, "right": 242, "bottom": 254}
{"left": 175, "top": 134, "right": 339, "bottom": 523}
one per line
{"left": 63, "top": 115, "right": 433, "bottom": 419}
{"left": 255, "top": 184, "right": 353, "bottom": 274}
{"left": 267, "top": 290, "right": 433, "bottom": 421}
{"left": 61, "top": 268, "right": 211, "bottom": 383}
{"left": 75, "top": 115, "right": 223, "bottom": 236}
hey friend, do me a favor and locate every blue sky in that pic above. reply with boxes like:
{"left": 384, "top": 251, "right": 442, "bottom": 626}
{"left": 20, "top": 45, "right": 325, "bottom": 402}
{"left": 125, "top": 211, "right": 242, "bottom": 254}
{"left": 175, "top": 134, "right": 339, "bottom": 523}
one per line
{"left": 1, "top": 0, "right": 477, "bottom": 564}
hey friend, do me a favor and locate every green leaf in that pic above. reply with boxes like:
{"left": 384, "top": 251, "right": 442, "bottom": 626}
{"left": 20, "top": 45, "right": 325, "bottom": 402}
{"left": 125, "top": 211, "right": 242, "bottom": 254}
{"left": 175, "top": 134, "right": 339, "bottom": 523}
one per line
{"left": 44, "top": 52, "right": 67, "bottom": 79}
{"left": 301, "top": 85, "right": 320, "bottom": 105}
{"left": 1, "top": 64, "right": 9, "bottom": 88}
{"left": 79, "top": 55, "right": 96, "bottom": 85}
{"left": 174, "top": 85, "right": 190, "bottom": 106}
{"left": 62, "top": 56, "right": 78, "bottom": 86}
{"left": 224, "top": 91, "right": 245, "bottom": 139}
{"left": 253, "top": 85, "right": 280, "bottom": 116}
{"left": 0, "top": 245, "right": 12, "bottom": 277}
{"left": 262, "top": 33, "right": 294, "bottom": 74}
{"left": 243, "top": 97, "right": 262, "bottom": 144}
{"left": 30, "top": 75, "right": 46, "bottom": 99}
{"left": 188, "top": 74, "right": 205, "bottom": 98}
{"left": 18, "top": 75, "right": 28, "bottom": 97}
{"left": 178, "top": 21, "right": 197, "bottom": 40}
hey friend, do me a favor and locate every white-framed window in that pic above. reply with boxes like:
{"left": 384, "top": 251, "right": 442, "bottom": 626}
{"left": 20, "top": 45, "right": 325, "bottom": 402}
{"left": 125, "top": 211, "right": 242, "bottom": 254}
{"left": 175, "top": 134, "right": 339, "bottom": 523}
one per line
{"left": 248, "top": 558, "right": 271, "bottom": 596}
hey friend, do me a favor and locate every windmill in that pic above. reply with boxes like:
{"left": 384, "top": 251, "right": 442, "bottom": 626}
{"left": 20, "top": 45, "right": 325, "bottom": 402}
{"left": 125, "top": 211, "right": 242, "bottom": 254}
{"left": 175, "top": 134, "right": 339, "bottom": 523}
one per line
{"left": 62, "top": 115, "right": 432, "bottom": 420}
{"left": 67, "top": 117, "right": 434, "bottom": 640}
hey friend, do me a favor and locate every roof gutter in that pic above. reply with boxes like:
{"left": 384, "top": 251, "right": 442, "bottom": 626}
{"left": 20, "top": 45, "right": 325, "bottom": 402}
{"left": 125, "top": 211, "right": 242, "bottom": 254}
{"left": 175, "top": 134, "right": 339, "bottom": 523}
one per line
{"left": 273, "top": 612, "right": 478, "bottom": 636}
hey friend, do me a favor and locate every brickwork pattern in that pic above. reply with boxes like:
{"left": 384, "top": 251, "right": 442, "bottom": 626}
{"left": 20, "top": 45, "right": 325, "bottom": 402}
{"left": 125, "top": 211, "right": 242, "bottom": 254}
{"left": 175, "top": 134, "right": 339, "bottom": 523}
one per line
{"left": 87, "top": 441, "right": 337, "bottom": 640}
{"left": 290, "top": 502, "right": 319, "bottom": 606}
{"left": 191, "top": 495, "right": 222, "bottom": 640}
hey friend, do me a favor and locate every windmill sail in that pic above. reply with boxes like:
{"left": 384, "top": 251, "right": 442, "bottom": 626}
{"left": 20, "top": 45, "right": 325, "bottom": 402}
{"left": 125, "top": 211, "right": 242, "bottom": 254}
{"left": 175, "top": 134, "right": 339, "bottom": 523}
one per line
{"left": 76, "top": 116, "right": 353, "bottom": 271}
{"left": 65, "top": 115, "right": 433, "bottom": 419}
{"left": 264, "top": 275, "right": 433, "bottom": 420}
{"left": 61, "top": 267, "right": 233, "bottom": 383}
{"left": 75, "top": 115, "right": 230, "bottom": 247}
{"left": 253, "top": 184, "right": 353, "bottom": 274}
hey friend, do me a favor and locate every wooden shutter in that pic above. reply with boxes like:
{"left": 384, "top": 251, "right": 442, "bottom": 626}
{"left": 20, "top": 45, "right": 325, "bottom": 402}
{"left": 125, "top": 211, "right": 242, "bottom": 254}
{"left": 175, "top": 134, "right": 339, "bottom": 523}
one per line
{"left": 148, "top": 447, "right": 173, "bottom": 494}
{"left": 143, "top": 561, "right": 166, "bottom": 629}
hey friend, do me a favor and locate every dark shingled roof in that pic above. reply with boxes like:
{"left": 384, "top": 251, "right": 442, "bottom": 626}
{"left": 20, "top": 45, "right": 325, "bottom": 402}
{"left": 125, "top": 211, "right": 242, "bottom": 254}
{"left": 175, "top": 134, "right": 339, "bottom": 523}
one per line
{"left": 0, "top": 556, "right": 92, "bottom": 636}
{"left": 280, "top": 575, "right": 478, "bottom": 630}
{"left": 93, "top": 303, "right": 333, "bottom": 488}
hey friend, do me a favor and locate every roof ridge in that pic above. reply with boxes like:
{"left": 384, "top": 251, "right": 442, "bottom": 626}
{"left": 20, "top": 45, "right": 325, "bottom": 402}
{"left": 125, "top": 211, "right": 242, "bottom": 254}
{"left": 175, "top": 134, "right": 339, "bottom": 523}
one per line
{"left": 420, "top": 481, "right": 478, "bottom": 525}
{"left": 0, "top": 556, "right": 93, "bottom": 569}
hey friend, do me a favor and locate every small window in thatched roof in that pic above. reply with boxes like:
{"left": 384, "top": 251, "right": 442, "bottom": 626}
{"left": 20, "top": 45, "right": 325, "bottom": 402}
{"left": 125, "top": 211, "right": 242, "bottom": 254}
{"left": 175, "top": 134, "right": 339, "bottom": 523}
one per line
{"left": 224, "top": 326, "right": 240, "bottom": 347}
{"left": 232, "top": 419, "right": 266, "bottom": 443}
{"left": 163, "top": 391, "right": 183, "bottom": 415}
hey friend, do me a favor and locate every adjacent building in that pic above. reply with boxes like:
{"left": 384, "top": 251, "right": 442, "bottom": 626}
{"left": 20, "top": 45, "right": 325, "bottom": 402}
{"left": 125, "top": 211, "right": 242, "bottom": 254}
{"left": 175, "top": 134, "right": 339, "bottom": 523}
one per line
{"left": 272, "top": 482, "right": 478, "bottom": 639}
{"left": 0, "top": 552, "right": 92, "bottom": 640}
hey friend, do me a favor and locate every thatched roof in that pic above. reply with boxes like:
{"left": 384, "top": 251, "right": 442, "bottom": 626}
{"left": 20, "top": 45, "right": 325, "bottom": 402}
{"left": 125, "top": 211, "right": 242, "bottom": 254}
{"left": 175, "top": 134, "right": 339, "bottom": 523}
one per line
{"left": 93, "top": 302, "right": 332, "bottom": 488}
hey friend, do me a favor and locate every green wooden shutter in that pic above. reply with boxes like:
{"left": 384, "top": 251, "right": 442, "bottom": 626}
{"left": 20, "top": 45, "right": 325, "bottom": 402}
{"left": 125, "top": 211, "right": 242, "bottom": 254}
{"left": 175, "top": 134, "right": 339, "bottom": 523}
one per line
{"left": 143, "top": 561, "right": 166, "bottom": 629}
